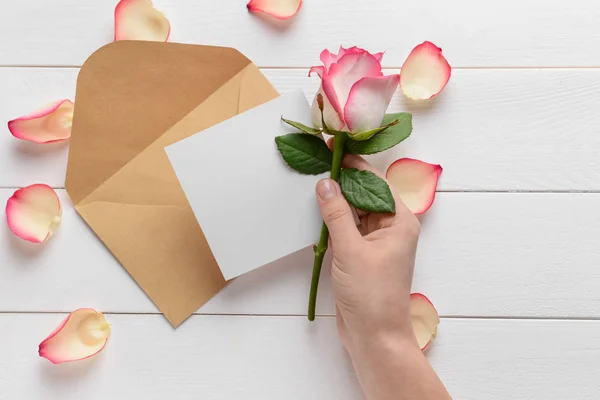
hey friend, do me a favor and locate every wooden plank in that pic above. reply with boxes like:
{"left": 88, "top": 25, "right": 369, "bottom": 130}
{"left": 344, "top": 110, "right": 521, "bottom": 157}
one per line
{"left": 2, "top": 190, "right": 600, "bottom": 318}
{"left": 0, "top": 314, "right": 598, "bottom": 399}
{"left": 2, "top": 67, "right": 600, "bottom": 190}
{"left": 2, "top": 1, "right": 600, "bottom": 67}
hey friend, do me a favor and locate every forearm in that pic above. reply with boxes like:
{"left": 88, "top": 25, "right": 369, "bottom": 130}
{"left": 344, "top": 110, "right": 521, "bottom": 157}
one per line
{"left": 348, "top": 333, "right": 451, "bottom": 400}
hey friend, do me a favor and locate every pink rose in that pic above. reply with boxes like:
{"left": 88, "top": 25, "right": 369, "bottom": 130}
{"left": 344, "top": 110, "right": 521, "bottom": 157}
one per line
{"left": 309, "top": 47, "right": 400, "bottom": 135}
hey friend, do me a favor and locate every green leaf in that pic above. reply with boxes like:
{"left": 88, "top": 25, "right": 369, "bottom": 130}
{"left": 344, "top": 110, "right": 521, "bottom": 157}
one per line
{"left": 282, "top": 117, "right": 321, "bottom": 135}
{"left": 340, "top": 168, "right": 396, "bottom": 214}
{"left": 346, "top": 113, "right": 412, "bottom": 155}
{"left": 275, "top": 134, "right": 332, "bottom": 175}
{"left": 347, "top": 118, "right": 399, "bottom": 141}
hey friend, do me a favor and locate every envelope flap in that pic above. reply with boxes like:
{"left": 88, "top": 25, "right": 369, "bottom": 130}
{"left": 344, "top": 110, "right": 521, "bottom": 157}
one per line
{"left": 65, "top": 41, "right": 251, "bottom": 204}
{"left": 76, "top": 200, "right": 224, "bottom": 327}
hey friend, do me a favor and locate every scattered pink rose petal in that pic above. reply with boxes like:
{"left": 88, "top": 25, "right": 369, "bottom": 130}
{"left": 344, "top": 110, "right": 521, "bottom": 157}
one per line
{"left": 400, "top": 41, "right": 451, "bottom": 100}
{"left": 114, "top": 0, "right": 170, "bottom": 42}
{"left": 247, "top": 0, "right": 303, "bottom": 20}
{"left": 386, "top": 158, "right": 442, "bottom": 215}
{"left": 5, "top": 184, "right": 62, "bottom": 244}
{"left": 410, "top": 293, "right": 439, "bottom": 351}
{"left": 8, "top": 100, "right": 74, "bottom": 144}
{"left": 39, "top": 309, "right": 111, "bottom": 365}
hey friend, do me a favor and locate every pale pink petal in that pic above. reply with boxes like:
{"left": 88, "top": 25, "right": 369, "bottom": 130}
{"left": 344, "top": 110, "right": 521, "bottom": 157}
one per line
{"left": 5, "top": 184, "right": 62, "bottom": 244}
{"left": 247, "top": 0, "right": 303, "bottom": 20}
{"left": 322, "top": 52, "right": 383, "bottom": 129}
{"left": 308, "top": 66, "right": 325, "bottom": 79}
{"left": 344, "top": 74, "right": 400, "bottom": 133}
{"left": 372, "top": 52, "right": 384, "bottom": 63}
{"left": 340, "top": 47, "right": 360, "bottom": 58}
{"left": 8, "top": 100, "right": 74, "bottom": 144}
{"left": 400, "top": 41, "right": 451, "bottom": 100}
{"left": 386, "top": 158, "right": 442, "bottom": 215}
{"left": 342, "top": 46, "right": 384, "bottom": 63}
{"left": 317, "top": 47, "right": 384, "bottom": 76}
{"left": 320, "top": 49, "right": 339, "bottom": 71}
{"left": 410, "top": 293, "right": 440, "bottom": 351}
{"left": 310, "top": 86, "right": 344, "bottom": 131}
{"left": 114, "top": 0, "right": 170, "bottom": 42}
{"left": 39, "top": 309, "right": 111, "bottom": 364}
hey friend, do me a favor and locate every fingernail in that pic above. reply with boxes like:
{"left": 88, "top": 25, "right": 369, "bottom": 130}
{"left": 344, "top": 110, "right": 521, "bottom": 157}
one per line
{"left": 317, "top": 179, "right": 338, "bottom": 201}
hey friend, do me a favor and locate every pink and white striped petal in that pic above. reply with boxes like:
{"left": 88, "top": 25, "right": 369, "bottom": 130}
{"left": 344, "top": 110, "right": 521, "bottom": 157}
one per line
{"left": 410, "top": 293, "right": 439, "bottom": 351}
{"left": 320, "top": 49, "right": 339, "bottom": 71}
{"left": 344, "top": 74, "right": 400, "bottom": 133}
{"left": 8, "top": 100, "right": 74, "bottom": 144}
{"left": 319, "top": 47, "right": 384, "bottom": 72}
{"left": 343, "top": 46, "right": 384, "bottom": 63}
{"left": 308, "top": 65, "right": 325, "bottom": 79}
{"left": 400, "top": 41, "right": 451, "bottom": 100}
{"left": 114, "top": 0, "right": 170, "bottom": 42}
{"left": 39, "top": 309, "right": 111, "bottom": 365}
{"left": 386, "top": 158, "right": 442, "bottom": 215}
{"left": 247, "top": 0, "right": 303, "bottom": 20}
{"left": 5, "top": 184, "right": 62, "bottom": 244}
{"left": 322, "top": 52, "right": 383, "bottom": 128}
{"left": 310, "top": 86, "right": 345, "bottom": 131}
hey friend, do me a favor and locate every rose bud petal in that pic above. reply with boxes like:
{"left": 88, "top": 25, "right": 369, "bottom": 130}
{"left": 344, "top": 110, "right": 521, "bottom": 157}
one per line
{"left": 247, "top": 0, "right": 303, "bottom": 20}
{"left": 400, "top": 41, "right": 451, "bottom": 100}
{"left": 341, "top": 46, "right": 384, "bottom": 63}
{"left": 319, "top": 47, "right": 383, "bottom": 72}
{"left": 308, "top": 65, "right": 325, "bottom": 79}
{"left": 114, "top": 0, "right": 170, "bottom": 42}
{"left": 8, "top": 100, "right": 74, "bottom": 144}
{"left": 6, "top": 184, "right": 62, "bottom": 244}
{"left": 310, "top": 87, "right": 344, "bottom": 131}
{"left": 310, "top": 46, "right": 395, "bottom": 133}
{"left": 386, "top": 158, "right": 442, "bottom": 215}
{"left": 39, "top": 309, "right": 111, "bottom": 364}
{"left": 344, "top": 74, "right": 400, "bottom": 133}
{"left": 322, "top": 51, "right": 383, "bottom": 131}
{"left": 410, "top": 293, "right": 440, "bottom": 351}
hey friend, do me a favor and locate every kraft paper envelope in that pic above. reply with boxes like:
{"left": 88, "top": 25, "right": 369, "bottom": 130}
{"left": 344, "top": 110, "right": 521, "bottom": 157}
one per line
{"left": 166, "top": 91, "right": 324, "bottom": 281}
{"left": 65, "top": 41, "right": 279, "bottom": 327}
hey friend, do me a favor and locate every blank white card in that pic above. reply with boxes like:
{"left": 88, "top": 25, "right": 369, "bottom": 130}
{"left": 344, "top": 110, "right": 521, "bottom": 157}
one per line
{"left": 166, "top": 90, "right": 325, "bottom": 280}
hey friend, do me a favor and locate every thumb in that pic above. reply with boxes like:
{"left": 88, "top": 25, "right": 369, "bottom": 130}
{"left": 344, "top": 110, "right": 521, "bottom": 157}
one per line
{"left": 315, "top": 179, "right": 362, "bottom": 248}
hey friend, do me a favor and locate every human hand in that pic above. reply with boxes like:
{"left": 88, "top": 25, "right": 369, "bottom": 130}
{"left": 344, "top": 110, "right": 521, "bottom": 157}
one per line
{"left": 315, "top": 150, "right": 421, "bottom": 353}
{"left": 316, "top": 151, "right": 452, "bottom": 400}
{"left": 315, "top": 142, "right": 451, "bottom": 400}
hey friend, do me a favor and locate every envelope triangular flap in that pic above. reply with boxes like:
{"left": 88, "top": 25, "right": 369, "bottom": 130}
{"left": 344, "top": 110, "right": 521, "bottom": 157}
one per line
{"left": 65, "top": 41, "right": 252, "bottom": 204}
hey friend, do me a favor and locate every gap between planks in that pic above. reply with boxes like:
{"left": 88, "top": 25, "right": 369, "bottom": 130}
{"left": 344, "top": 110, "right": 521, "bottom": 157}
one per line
{"left": 0, "top": 311, "right": 599, "bottom": 322}
{"left": 5, "top": 65, "right": 600, "bottom": 70}
{"left": 4, "top": 186, "right": 600, "bottom": 194}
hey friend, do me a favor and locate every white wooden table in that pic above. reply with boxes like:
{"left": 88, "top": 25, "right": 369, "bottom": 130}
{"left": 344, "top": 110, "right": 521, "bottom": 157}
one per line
{"left": 2, "top": 1, "right": 600, "bottom": 398}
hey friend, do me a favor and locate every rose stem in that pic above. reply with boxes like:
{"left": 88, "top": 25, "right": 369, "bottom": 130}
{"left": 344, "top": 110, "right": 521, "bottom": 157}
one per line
{"left": 308, "top": 132, "right": 347, "bottom": 321}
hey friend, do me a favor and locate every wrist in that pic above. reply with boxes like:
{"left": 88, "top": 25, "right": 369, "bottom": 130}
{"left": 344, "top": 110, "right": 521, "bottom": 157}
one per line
{"left": 344, "top": 314, "right": 417, "bottom": 360}
{"left": 346, "top": 331, "right": 427, "bottom": 400}
{"left": 348, "top": 328, "right": 417, "bottom": 361}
